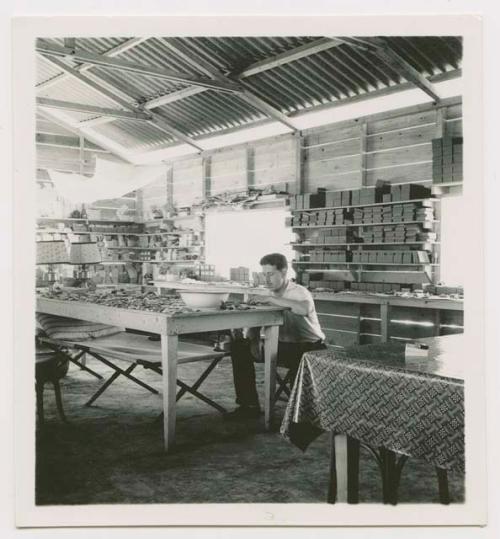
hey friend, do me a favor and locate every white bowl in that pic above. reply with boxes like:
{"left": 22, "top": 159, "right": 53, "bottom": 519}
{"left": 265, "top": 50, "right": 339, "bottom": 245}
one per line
{"left": 179, "top": 290, "right": 229, "bottom": 309}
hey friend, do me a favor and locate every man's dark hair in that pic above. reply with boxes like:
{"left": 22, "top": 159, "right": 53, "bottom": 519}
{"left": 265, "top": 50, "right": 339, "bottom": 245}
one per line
{"left": 259, "top": 253, "right": 288, "bottom": 270}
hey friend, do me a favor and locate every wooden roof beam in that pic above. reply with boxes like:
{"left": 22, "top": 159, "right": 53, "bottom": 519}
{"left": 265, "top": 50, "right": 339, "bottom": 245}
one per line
{"left": 37, "top": 37, "right": 146, "bottom": 91}
{"left": 37, "top": 97, "right": 153, "bottom": 121}
{"left": 143, "top": 86, "right": 207, "bottom": 109}
{"left": 38, "top": 54, "right": 204, "bottom": 151}
{"left": 334, "top": 37, "right": 441, "bottom": 103}
{"left": 234, "top": 37, "right": 346, "bottom": 78}
{"left": 36, "top": 133, "right": 109, "bottom": 152}
{"left": 139, "top": 38, "right": 345, "bottom": 111}
{"left": 36, "top": 40, "right": 242, "bottom": 93}
{"left": 37, "top": 107, "right": 136, "bottom": 163}
{"left": 160, "top": 40, "right": 297, "bottom": 132}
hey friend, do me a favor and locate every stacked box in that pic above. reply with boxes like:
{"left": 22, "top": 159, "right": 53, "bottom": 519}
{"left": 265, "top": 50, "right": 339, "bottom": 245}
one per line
{"left": 309, "top": 280, "right": 346, "bottom": 291}
{"left": 351, "top": 282, "right": 402, "bottom": 293}
{"left": 341, "top": 190, "right": 351, "bottom": 206}
{"left": 351, "top": 189, "right": 361, "bottom": 206}
{"left": 230, "top": 266, "right": 250, "bottom": 282}
{"left": 253, "top": 272, "right": 267, "bottom": 286}
{"left": 432, "top": 137, "right": 464, "bottom": 184}
{"left": 400, "top": 183, "right": 431, "bottom": 200}
{"left": 300, "top": 273, "right": 310, "bottom": 287}
{"left": 359, "top": 187, "right": 378, "bottom": 204}
{"left": 310, "top": 189, "right": 326, "bottom": 209}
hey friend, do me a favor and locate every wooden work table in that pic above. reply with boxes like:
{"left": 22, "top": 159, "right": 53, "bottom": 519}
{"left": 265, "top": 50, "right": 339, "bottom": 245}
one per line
{"left": 36, "top": 296, "right": 285, "bottom": 452}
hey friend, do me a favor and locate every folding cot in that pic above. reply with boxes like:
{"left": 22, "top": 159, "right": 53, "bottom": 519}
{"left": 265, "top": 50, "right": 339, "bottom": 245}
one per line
{"left": 39, "top": 331, "right": 231, "bottom": 414}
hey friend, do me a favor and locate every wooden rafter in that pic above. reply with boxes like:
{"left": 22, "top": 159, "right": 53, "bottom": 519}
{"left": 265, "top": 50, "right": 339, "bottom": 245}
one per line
{"left": 38, "top": 53, "right": 204, "bottom": 151}
{"left": 37, "top": 97, "right": 153, "bottom": 121}
{"left": 334, "top": 37, "right": 441, "bottom": 103}
{"left": 233, "top": 37, "right": 345, "bottom": 78}
{"left": 36, "top": 133, "right": 109, "bottom": 153}
{"left": 160, "top": 39, "right": 297, "bottom": 131}
{"left": 37, "top": 107, "right": 136, "bottom": 163}
{"left": 37, "top": 37, "right": 147, "bottom": 91}
{"left": 36, "top": 40, "right": 241, "bottom": 93}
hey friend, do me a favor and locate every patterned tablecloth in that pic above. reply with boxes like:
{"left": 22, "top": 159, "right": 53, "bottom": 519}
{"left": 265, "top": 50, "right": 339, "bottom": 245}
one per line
{"left": 281, "top": 335, "right": 465, "bottom": 471}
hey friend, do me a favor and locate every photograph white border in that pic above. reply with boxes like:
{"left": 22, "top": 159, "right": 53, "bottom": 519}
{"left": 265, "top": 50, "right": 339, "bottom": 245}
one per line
{"left": 11, "top": 12, "right": 487, "bottom": 529}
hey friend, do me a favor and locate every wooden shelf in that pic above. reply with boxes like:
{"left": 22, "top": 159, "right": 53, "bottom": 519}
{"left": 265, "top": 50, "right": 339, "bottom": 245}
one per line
{"left": 95, "top": 231, "right": 182, "bottom": 236}
{"left": 106, "top": 246, "right": 160, "bottom": 251}
{"left": 106, "top": 246, "right": 193, "bottom": 251}
{"left": 38, "top": 217, "right": 135, "bottom": 225}
{"left": 290, "top": 242, "right": 438, "bottom": 248}
{"left": 304, "top": 268, "right": 435, "bottom": 274}
{"left": 290, "top": 198, "right": 439, "bottom": 213}
{"left": 291, "top": 220, "right": 437, "bottom": 229}
{"left": 293, "top": 261, "right": 437, "bottom": 267}
{"left": 433, "top": 182, "right": 463, "bottom": 188}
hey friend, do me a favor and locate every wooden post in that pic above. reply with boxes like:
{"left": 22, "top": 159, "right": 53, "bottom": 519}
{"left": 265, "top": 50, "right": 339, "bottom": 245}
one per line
{"left": 380, "top": 302, "right": 391, "bottom": 342}
{"left": 161, "top": 333, "right": 178, "bottom": 451}
{"left": 294, "top": 131, "right": 304, "bottom": 194}
{"left": 246, "top": 147, "right": 255, "bottom": 189}
{"left": 166, "top": 164, "right": 173, "bottom": 209}
{"left": 202, "top": 154, "right": 211, "bottom": 200}
{"left": 263, "top": 324, "right": 279, "bottom": 430}
{"left": 359, "top": 122, "right": 368, "bottom": 187}
{"left": 433, "top": 309, "right": 441, "bottom": 336}
{"left": 79, "top": 134, "right": 84, "bottom": 176}
{"left": 435, "top": 107, "right": 447, "bottom": 139}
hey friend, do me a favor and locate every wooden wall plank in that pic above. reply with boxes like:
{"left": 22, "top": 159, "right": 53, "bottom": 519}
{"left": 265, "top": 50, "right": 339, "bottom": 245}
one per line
{"left": 440, "top": 310, "right": 464, "bottom": 326}
{"left": 366, "top": 162, "right": 432, "bottom": 185}
{"left": 360, "top": 319, "right": 381, "bottom": 335}
{"left": 445, "top": 119, "right": 463, "bottom": 137}
{"left": 304, "top": 126, "right": 360, "bottom": 147}
{"left": 366, "top": 124, "right": 436, "bottom": 152}
{"left": 389, "top": 323, "right": 436, "bottom": 340}
{"left": 360, "top": 334, "right": 382, "bottom": 345}
{"left": 446, "top": 104, "right": 462, "bottom": 120}
{"left": 366, "top": 144, "right": 431, "bottom": 169}
{"left": 440, "top": 327, "right": 464, "bottom": 336}
{"left": 323, "top": 328, "right": 359, "bottom": 347}
{"left": 305, "top": 139, "right": 361, "bottom": 161}
{"left": 307, "top": 171, "right": 363, "bottom": 192}
{"left": 318, "top": 314, "right": 361, "bottom": 332}
{"left": 368, "top": 110, "right": 437, "bottom": 135}
{"left": 305, "top": 156, "right": 361, "bottom": 178}
{"left": 315, "top": 300, "right": 361, "bottom": 316}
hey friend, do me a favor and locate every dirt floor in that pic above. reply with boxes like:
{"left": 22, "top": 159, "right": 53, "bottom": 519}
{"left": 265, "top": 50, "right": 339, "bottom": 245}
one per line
{"left": 36, "top": 355, "right": 464, "bottom": 505}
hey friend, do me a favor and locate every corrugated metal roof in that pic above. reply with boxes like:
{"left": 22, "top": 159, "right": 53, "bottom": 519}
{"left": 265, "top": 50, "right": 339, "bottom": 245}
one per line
{"left": 95, "top": 119, "right": 176, "bottom": 151}
{"left": 36, "top": 35, "right": 462, "bottom": 168}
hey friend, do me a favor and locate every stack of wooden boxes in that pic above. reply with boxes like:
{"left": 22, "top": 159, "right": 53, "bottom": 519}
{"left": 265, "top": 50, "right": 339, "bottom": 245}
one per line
{"left": 230, "top": 266, "right": 250, "bottom": 283}
{"left": 432, "top": 136, "right": 463, "bottom": 184}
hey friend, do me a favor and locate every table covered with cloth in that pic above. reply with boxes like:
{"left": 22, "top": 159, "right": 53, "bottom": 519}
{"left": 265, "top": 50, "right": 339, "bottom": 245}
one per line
{"left": 280, "top": 335, "right": 464, "bottom": 472}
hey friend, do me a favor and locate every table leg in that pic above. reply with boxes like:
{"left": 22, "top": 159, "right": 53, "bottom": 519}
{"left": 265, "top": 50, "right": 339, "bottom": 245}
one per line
{"left": 328, "top": 433, "right": 349, "bottom": 503}
{"left": 161, "top": 334, "right": 178, "bottom": 452}
{"left": 347, "top": 436, "right": 360, "bottom": 503}
{"left": 380, "top": 303, "right": 391, "bottom": 343}
{"left": 263, "top": 325, "right": 279, "bottom": 430}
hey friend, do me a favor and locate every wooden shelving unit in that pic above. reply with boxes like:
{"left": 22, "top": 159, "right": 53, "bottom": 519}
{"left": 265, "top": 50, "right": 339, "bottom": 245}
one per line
{"left": 37, "top": 215, "right": 205, "bottom": 284}
{"left": 287, "top": 187, "right": 440, "bottom": 293}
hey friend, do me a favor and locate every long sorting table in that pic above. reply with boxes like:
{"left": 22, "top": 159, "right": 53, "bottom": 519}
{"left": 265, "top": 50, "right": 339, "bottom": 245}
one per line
{"left": 36, "top": 297, "right": 284, "bottom": 452}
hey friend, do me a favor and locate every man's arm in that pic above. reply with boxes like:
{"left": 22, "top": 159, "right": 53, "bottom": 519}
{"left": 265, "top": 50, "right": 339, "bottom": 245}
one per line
{"left": 263, "top": 295, "right": 311, "bottom": 316}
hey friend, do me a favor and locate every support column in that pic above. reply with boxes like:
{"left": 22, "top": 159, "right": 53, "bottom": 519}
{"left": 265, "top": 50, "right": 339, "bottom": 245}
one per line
{"left": 359, "top": 122, "right": 368, "bottom": 187}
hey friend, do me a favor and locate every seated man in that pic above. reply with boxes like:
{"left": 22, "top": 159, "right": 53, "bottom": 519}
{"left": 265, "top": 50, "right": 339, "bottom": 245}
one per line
{"left": 228, "top": 252, "right": 326, "bottom": 419}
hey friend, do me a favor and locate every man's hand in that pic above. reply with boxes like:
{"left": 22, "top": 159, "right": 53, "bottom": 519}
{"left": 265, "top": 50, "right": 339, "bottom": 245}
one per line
{"left": 248, "top": 295, "right": 271, "bottom": 305}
